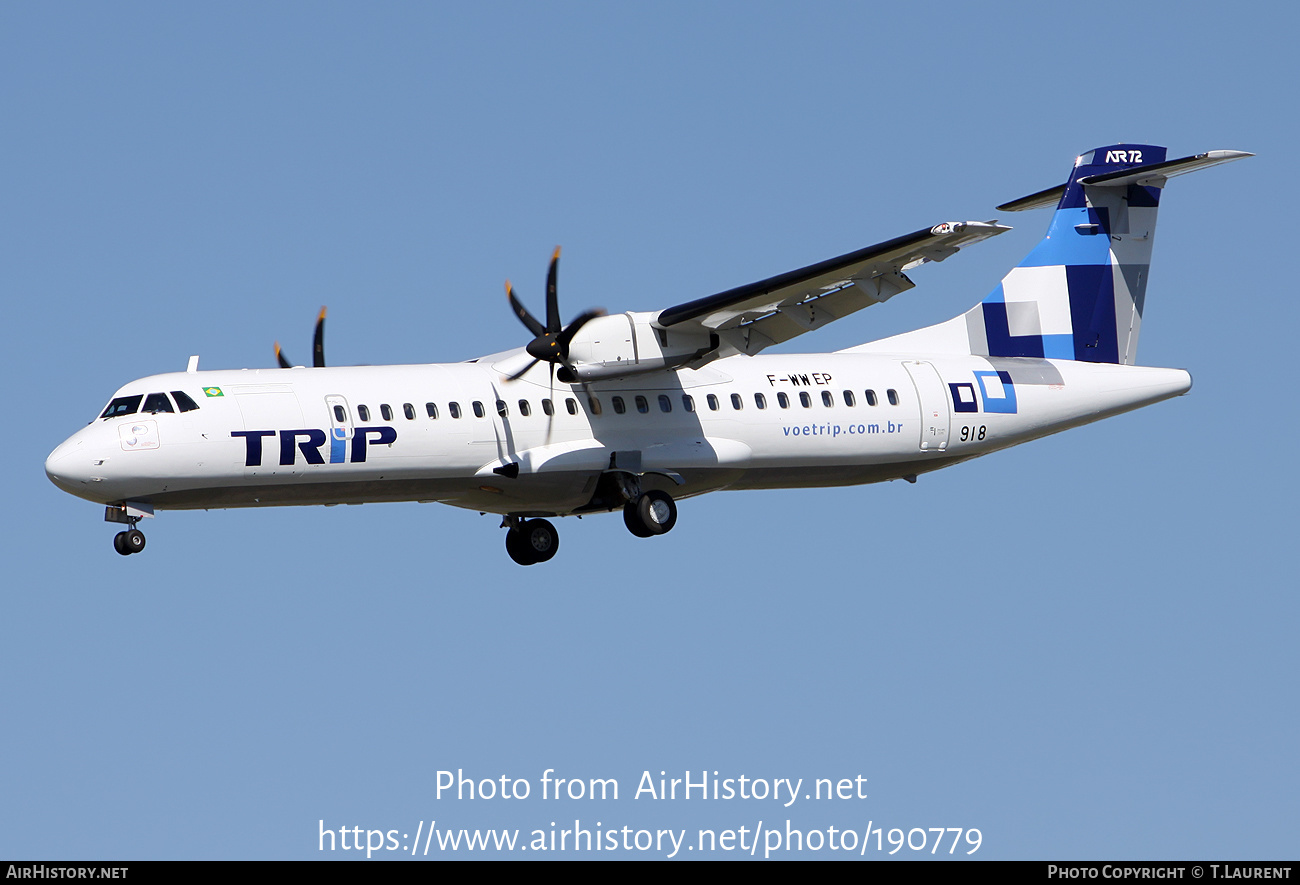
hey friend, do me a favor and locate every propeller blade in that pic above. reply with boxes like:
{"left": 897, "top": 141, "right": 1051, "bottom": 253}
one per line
{"left": 555, "top": 308, "right": 605, "bottom": 353}
{"left": 507, "top": 282, "right": 546, "bottom": 338}
{"left": 545, "top": 247, "right": 561, "bottom": 333}
{"left": 313, "top": 307, "right": 326, "bottom": 368}
{"left": 275, "top": 342, "right": 292, "bottom": 369}
{"left": 504, "top": 247, "right": 602, "bottom": 380}
{"left": 544, "top": 361, "right": 556, "bottom": 445}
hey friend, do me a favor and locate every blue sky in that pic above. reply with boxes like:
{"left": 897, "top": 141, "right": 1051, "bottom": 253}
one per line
{"left": 3, "top": 1, "right": 1296, "bottom": 860}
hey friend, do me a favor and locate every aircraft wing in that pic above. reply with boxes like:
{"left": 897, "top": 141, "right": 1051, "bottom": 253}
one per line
{"left": 655, "top": 221, "right": 1009, "bottom": 358}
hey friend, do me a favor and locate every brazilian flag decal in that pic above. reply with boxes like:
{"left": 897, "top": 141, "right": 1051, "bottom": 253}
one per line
{"left": 203, "top": 387, "right": 224, "bottom": 397}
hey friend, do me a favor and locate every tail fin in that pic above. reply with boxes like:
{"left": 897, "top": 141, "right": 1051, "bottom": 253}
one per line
{"left": 853, "top": 145, "right": 1251, "bottom": 365}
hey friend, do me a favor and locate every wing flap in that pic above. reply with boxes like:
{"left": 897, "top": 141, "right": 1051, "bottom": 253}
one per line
{"left": 656, "top": 220, "right": 1009, "bottom": 357}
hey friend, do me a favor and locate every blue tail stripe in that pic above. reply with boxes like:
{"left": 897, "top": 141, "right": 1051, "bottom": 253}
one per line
{"left": 981, "top": 301, "right": 1045, "bottom": 358}
{"left": 1017, "top": 207, "right": 1114, "bottom": 268}
{"left": 1041, "top": 334, "right": 1074, "bottom": 360}
{"left": 1059, "top": 145, "right": 1167, "bottom": 209}
{"left": 1066, "top": 265, "right": 1119, "bottom": 363}
{"left": 961, "top": 144, "right": 1168, "bottom": 365}
{"left": 1127, "top": 184, "right": 1161, "bottom": 208}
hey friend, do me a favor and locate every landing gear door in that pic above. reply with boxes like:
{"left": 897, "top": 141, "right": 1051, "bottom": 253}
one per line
{"left": 325, "top": 395, "right": 354, "bottom": 464}
{"left": 903, "top": 360, "right": 950, "bottom": 453}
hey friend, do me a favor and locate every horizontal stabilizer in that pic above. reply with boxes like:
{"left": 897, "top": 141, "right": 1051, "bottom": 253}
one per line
{"left": 997, "top": 150, "right": 1252, "bottom": 211}
{"left": 857, "top": 143, "right": 1253, "bottom": 366}
{"left": 996, "top": 184, "right": 1067, "bottom": 213}
{"left": 1078, "top": 150, "right": 1253, "bottom": 187}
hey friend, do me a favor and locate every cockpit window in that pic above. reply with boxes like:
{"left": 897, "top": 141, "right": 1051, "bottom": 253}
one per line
{"left": 100, "top": 395, "right": 142, "bottom": 419}
{"left": 172, "top": 391, "right": 200, "bottom": 412}
{"left": 142, "top": 393, "right": 175, "bottom": 414}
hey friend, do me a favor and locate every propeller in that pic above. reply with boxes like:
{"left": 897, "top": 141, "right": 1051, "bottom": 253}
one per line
{"left": 504, "top": 248, "right": 603, "bottom": 382}
{"left": 275, "top": 307, "right": 327, "bottom": 368}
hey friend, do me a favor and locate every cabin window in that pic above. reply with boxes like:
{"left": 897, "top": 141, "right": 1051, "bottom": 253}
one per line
{"left": 358, "top": 405, "right": 371, "bottom": 421}
{"left": 843, "top": 390, "right": 855, "bottom": 407}
{"left": 403, "top": 403, "right": 416, "bottom": 420}
{"left": 496, "top": 400, "right": 508, "bottom": 417}
{"left": 658, "top": 394, "right": 672, "bottom": 413}
{"left": 100, "top": 395, "right": 142, "bottom": 419}
{"left": 472, "top": 401, "right": 485, "bottom": 418}
{"left": 142, "top": 392, "right": 174, "bottom": 414}
{"left": 799, "top": 391, "right": 811, "bottom": 408}
{"left": 635, "top": 395, "right": 649, "bottom": 414}
{"left": 681, "top": 394, "right": 695, "bottom": 412}
{"left": 612, "top": 396, "right": 627, "bottom": 415}
{"left": 518, "top": 400, "right": 531, "bottom": 417}
{"left": 335, "top": 405, "right": 348, "bottom": 422}
{"left": 566, "top": 398, "right": 578, "bottom": 415}
{"left": 426, "top": 402, "right": 439, "bottom": 419}
{"left": 730, "top": 393, "right": 743, "bottom": 410}
{"left": 380, "top": 404, "right": 393, "bottom": 421}
{"left": 865, "top": 389, "right": 878, "bottom": 406}
{"left": 887, "top": 389, "right": 899, "bottom": 406}
{"left": 777, "top": 392, "right": 789, "bottom": 409}
{"left": 822, "top": 391, "right": 834, "bottom": 408}
{"left": 754, "top": 392, "right": 766, "bottom": 409}
{"left": 449, "top": 402, "right": 462, "bottom": 419}
{"left": 587, "top": 395, "right": 602, "bottom": 415}
{"left": 542, "top": 398, "right": 554, "bottom": 416}
{"left": 707, "top": 394, "right": 719, "bottom": 411}
{"left": 171, "top": 391, "right": 200, "bottom": 412}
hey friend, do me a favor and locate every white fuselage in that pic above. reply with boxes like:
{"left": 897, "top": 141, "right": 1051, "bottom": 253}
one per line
{"left": 45, "top": 349, "right": 1191, "bottom": 519}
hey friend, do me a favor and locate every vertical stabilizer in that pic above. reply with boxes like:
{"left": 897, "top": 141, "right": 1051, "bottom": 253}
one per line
{"left": 849, "top": 145, "right": 1251, "bottom": 365}
{"left": 970, "top": 144, "right": 1166, "bottom": 365}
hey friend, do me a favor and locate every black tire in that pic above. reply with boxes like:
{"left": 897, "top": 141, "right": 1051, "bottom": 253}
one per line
{"left": 623, "top": 502, "right": 653, "bottom": 537}
{"left": 124, "top": 529, "right": 146, "bottom": 554}
{"left": 634, "top": 490, "right": 677, "bottom": 536}
{"left": 505, "top": 528, "right": 535, "bottom": 565}
{"left": 113, "top": 532, "right": 131, "bottom": 556}
{"left": 522, "top": 518, "right": 559, "bottom": 563}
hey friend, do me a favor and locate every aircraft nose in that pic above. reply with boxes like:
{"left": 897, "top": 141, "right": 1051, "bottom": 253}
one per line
{"left": 45, "top": 434, "right": 93, "bottom": 493}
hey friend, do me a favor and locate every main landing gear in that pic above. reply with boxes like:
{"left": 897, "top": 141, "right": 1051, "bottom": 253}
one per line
{"left": 611, "top": 470, "right": 678, "bottom": 540}
{"left": 500, "top": 481, "right": 680, "bottom": 565}
{"left": 623, "top": 489, "right": 677, "bottom": 538}
{"left": 503, "top": 517, "right": 559, "bottom": 566}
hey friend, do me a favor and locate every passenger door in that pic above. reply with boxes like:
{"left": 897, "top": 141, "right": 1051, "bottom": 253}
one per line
{"left": 902, "top": 360, "right": 950, "bottom": 452}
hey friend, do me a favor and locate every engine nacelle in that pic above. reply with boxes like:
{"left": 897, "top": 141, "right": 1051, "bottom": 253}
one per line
{"left": 560, "top": 312, "right": 717, "bottom": 382}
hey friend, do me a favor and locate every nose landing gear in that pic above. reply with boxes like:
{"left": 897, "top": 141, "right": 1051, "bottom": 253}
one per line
{"left": 106, "top": 503, "right": 151, "bottom": 556}
{"left": 112, "top": 528, "right": 146, "bottom": 556}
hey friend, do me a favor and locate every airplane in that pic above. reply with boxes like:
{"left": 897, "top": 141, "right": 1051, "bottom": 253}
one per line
{"left": 45, "top": 144, "right": 1249, "bottom": 565}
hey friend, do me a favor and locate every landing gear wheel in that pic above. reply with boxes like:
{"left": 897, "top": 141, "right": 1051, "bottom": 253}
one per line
{"left": 114, "top": 528, "right": 146, "bottom": 555}
{"left": 522, "top": 518, "right": 559, "bottom": 563}
{"left": 623, "top": 502, "right": 653, "bottom": 537}
{"left": 505, "top": 519, "right": 560, "bottom": 565}
{"left": 625, "top": 490, "right": 677, "bottom": 537}
{"left": 505, "top": 528, "right": 533, "bottom": 565}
